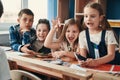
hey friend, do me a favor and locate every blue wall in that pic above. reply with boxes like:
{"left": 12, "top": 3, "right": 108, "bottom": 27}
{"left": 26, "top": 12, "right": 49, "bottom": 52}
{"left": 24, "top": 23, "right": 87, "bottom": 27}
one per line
{"left": 47, "top": 0, "right": 120, "bottom": 20}
{"left": 106, "top": 0, "right": 120, "bottom": 42}
{"left": 47, "top": 0, "right": 75, "bottom": 21}
{"left": 69, "top": 0, "right": 74, "bottom": 18}
{"left": 47, "top": 0, "right": 57, "bottom": 26}
{"left": 106, "top": 0, "right": 120, "bottom": 19}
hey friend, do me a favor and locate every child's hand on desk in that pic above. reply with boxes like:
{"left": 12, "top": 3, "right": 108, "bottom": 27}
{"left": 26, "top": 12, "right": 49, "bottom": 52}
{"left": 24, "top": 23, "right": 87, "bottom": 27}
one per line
{"left": 20, "top": 44, "right": 36, "bottom": 55}
{"left": 26, "top": 50, "right": 37, "bottom": 55}
{"left": 85, "top": 58, "right": 98, "bottom": 67}
{"left": 78, "top": 58, "right": 99, "bottom": 67}
{"left": 52, "top": 51, "right": 65, "bottom": 59}
{"left": 78, "top": 60, "right": 86, "bottom": 67}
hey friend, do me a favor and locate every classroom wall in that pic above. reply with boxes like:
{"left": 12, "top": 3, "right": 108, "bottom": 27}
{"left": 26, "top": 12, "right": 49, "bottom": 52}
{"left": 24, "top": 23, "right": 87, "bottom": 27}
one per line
{"left": 47, "top": 0, "right": 57, "bottom": 26}
{"left": 47, "top": 0, "right": 74, "bottom": 22}
{"left": 106, "top": 0, "right": 120, "bottom": 42}
{"left": 106, "top": 0, "right": 120, "bottom": 19}
{"left": 0, "top": 34, "right": 10, "bottom": 46}
{"left": 69, "top": 0, "right": 74, "bottom": 18}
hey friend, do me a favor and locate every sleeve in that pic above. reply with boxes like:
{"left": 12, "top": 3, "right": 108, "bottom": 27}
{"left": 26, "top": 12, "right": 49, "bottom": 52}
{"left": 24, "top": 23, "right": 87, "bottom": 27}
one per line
{"left": 0, "top": 48, "right": 11, "bottom": 80}
{"left": 22, "top": 28, "right": 36, "bottom": 51}
{"left": 22, "top": 28, "right": 36, "bottom": 45}
{"left": 79, "top": 31, "right": 87, "bottom": 49}
{"left": 106, "top": 30, "right": 118, "bottom": 45}
{"left": 9, "top": 26, "right": 23, "bottom": 51}
{"left": 22, "top": 31, "right": 31, "bottom": 44}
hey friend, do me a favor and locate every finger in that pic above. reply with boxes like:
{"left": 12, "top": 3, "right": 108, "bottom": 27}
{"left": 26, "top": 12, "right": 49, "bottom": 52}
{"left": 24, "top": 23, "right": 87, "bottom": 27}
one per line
{"left": 24, "top": 44, "right": 30, "bottom": 47}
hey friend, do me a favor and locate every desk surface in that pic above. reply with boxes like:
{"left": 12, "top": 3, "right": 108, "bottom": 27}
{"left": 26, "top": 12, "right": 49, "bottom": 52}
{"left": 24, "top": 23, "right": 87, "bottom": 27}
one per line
{"left": 2, "top": 45, "right": 120, "bottom": 80}
{"left": 6, "top": 51, "right": 92, "bottom": 80}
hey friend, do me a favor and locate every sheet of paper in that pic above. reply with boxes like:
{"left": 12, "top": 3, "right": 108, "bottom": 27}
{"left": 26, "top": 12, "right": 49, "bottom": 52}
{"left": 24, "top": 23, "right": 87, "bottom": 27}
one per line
{"left": 69, "top": 64, "right": 87, "bottom": 72}
{"left": 0, "top": 46, "right": 11, "bottom": 51}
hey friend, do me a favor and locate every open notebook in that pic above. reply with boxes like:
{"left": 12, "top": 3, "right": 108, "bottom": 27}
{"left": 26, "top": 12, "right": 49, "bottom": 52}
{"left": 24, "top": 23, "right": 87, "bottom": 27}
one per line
{"left": 0, "top": 48, "right": 11, "bottom": 80}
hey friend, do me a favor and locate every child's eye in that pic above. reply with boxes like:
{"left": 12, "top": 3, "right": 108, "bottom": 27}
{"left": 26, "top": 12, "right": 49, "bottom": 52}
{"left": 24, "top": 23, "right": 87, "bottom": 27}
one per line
{"left": 66, "top": 30, "right": 70, "bottom": 32}
{"left": 29, "top": 19, "right": 33, "bottom": 22}
{"left": 84, "top": 15, "right": 88, "bottom": 18}
{"left": 23, "top": 18, "right": 27, "bottom": 21}
{"left": 43, "top": 30, "right": 47, "bottom": 32}
{"left": 91, "top": 15, "right": 95, "bottom": 18}
{"left": 73, "top": 31, "right": 76, "bottom": 33}
{"left": 38, "top": 30, "right": 41, "bottom": 32}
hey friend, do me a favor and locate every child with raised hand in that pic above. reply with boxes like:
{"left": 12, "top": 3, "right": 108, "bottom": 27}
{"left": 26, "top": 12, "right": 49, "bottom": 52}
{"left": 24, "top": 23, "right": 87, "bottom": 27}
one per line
{"left": 78, "top": 2, "right": 120, "bottom": 67}
{"left": 9, "top": 8, "right": 36, "bottom": 55}
{"left": 30, "top": 19, "right": 51, "bottom": 55}
{"left": 44, "top": 18, "right": 81, "bottom": 61}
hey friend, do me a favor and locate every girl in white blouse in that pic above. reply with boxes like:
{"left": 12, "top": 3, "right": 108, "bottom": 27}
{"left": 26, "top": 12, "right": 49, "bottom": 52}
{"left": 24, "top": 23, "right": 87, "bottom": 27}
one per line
{"left": 78, "top": 2, "right": 120, "bottom": 67}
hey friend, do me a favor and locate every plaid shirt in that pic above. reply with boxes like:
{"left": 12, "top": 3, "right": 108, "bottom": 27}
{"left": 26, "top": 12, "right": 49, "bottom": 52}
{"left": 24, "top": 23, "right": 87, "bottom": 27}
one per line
{"left": 9, "top": 24, "right": 36, "bottom": 51}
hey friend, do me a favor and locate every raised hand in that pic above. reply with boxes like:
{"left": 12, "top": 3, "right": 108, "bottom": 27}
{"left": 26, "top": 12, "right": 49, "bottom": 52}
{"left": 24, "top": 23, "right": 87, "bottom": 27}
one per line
{"left": 51, "top": 18, "right": 61, "bottom": 30}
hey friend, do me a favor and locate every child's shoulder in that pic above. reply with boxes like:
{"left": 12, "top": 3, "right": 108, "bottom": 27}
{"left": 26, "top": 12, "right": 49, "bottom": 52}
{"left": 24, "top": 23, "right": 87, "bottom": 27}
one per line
{"left": 30, "top": 28, "right": 35, "bottom": 31}
{"left": 79, "top": 30, "right": 86, "bottom": 36}
{"left": 30, "top": 28, "right": 36, "bottom": 33}
{"left": 105, "top": 29, "right": 114, "bottom": 35}
{"left": 10, "top": 24, "right": 19, "bottom": 28}
{"left": 9, "top": 24, "right": 20, "bottom": 31}
{"left": 105, "top": 29, "right": 113, "bottom": 32}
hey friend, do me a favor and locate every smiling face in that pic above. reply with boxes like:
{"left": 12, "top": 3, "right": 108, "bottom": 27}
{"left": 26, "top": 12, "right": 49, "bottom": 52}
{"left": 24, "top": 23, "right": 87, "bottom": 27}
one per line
{"left": 36, "top": 23, "right": 49, "bottom": 42}
{"left": 84, "top": 7, "right": 102, "bottom": 30}
{"left": 65, "top": 24, "right": 79, "bottom": 44}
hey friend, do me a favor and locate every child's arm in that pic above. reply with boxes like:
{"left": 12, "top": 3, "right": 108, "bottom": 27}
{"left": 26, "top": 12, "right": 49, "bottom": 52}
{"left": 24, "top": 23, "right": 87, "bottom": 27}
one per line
{"left": 88, "top": 44, "right": 115, "bottom": 66}
{"left": 22, "top": 29, "right": 36, "bottom": 44}
{"left": 85, "top": 30, "right": 117, "bottom": 67}
{"left": 78, "top": 44, "right": 116, "bottom": 67}
{"left": 78, "top": 48, "right": 88, "bottom": 67}
{"left": 53, "top": 51, "right": 75, "bottom": 58}
{"left": 44, "top": 18, "right": 61, "bottom": 50}
{"left": 9, "top": 26, "right": 23, "bottom": 51}
{"left": 20, "top": 44, "right": 36, "bottom": 55}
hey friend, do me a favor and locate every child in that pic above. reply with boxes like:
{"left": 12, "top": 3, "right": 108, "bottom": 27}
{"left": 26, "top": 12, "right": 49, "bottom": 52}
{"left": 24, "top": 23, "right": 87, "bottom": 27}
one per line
{"left": 0, "top": 1, "right": 11, "bottom": 80}
{"left": 44, "top": 18, "right": 81, "bottom": 60}
{"left": 30, "top": 19, "right": 51, "bottom": 55}
{"left": 9, "top": 8, "right": 36, "bottom": 55}
{"left": 0, "top": 0, "right": 3, "bottom": 18}
{"left": 78, "top": 2, "right": 120, "bottom": 67}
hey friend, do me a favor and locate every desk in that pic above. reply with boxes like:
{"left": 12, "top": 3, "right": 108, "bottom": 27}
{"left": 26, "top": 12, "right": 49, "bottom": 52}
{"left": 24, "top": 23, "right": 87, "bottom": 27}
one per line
{"left": 6, "top": 51, "right": 92, "bottom": 80}
{"left": 4, "top": 46, "right": 120, "bottom": 80}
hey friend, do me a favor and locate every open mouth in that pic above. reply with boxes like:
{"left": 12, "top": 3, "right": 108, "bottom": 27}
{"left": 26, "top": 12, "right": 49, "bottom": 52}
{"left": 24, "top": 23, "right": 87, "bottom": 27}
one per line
{"left": 68, "top": 37, "right": 74, "bottom": 42}
{"left": 39, "top": 36, "right": 44, "bottom": 38}
{"left": 87, "top": 22, "right": 93, "bottom": 26}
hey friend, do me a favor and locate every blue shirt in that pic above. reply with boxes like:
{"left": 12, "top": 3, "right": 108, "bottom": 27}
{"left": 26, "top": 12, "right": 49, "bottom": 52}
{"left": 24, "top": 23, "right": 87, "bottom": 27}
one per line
{"left": 9, "top": 24, "right": 36, "bottom": 51}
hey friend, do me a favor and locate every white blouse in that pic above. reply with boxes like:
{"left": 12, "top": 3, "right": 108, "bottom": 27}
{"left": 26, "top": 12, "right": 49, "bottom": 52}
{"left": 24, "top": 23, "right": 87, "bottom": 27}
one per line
{"left": 79, "top": 30, "right": 118, "bottom": 52}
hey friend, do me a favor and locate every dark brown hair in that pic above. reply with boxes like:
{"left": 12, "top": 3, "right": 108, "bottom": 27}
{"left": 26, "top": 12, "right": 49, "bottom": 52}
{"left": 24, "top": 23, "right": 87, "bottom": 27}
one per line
{"left": 18, "top": 8, "right": 34, "bottom": 17}
{"left": 36, "top": 19, "right": 50, "bottom": 31}
{"left": 0, "top": 1, "right": 3, "bottom": 17}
